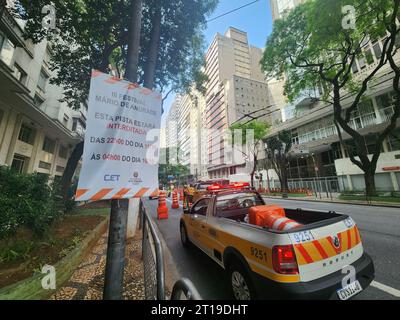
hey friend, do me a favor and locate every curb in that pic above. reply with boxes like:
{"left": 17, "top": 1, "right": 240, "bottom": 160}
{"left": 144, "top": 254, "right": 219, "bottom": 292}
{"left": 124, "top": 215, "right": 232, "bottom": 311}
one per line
{"left": 0, "top": 216, "right": 109, "bottom": 300}
{"left": 142, "top": 202, "right": 182, "bottom": 298}
{"left": 262, "top": 195, "right": 400, "bottom": 209}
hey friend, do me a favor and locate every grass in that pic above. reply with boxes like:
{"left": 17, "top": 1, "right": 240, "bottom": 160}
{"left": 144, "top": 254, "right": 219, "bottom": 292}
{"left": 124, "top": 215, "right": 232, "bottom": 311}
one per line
{"left": 71, "top": 207, "right": 110, "bottom": 216}
{"left": 339, "top": 194, "right": 400, "bottom": 203}
{"left": 0, "top": 209, "right": 107, "bottom": 289}
{"left": 263, "top": 193, "right": 308, "bottom": 198}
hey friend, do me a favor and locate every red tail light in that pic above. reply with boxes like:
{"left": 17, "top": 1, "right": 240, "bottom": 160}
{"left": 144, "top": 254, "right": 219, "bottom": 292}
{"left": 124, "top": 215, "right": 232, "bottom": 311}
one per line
{"left": 272, "top": 245, "right": 299, "bottom": 274}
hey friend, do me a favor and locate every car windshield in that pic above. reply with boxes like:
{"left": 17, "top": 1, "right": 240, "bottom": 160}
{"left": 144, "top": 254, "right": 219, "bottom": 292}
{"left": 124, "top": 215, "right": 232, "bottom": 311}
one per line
{"left": 215, "top": 192, "right": 264, "bottom": 219}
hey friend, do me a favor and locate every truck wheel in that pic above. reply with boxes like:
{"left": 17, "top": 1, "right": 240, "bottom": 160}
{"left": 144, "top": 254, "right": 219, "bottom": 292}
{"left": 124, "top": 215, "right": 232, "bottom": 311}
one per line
{"left": 180, "top": 223, "right": 191, "bottom": 248}
{"left": 228, "top": 262, "right": 256, "bottom": 300}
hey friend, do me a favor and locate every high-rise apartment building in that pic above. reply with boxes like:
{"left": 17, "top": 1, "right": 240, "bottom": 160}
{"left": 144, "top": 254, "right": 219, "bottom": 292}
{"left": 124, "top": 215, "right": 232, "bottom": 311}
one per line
{"left": 163, "top": 90, "right": 208, "bottom": 181}
{"left": 204, "top": 27, "right": 284, "bottom": 179}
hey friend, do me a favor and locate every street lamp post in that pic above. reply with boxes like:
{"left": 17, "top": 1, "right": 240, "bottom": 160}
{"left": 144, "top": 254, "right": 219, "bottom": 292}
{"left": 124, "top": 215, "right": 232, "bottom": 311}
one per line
{"left": 310, "top": 153, "right": 322, "bottom": 199}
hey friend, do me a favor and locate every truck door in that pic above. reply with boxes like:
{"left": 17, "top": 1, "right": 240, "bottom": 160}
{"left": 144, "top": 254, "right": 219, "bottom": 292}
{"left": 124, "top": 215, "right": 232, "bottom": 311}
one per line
{"left": 189, "top": 198, "right": 210, "bottom": 252}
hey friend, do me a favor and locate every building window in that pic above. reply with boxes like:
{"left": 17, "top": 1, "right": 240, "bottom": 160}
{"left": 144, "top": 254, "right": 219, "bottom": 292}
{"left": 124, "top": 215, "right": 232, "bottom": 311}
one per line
{"left": 34, "top": 94, "right": 45, "bottom": 107}
{"left": 63, "top": 114, "right": 69, "bottom": 126}
{"left": 59, "top": 145, "right": 68, "bottom": 159}
{"left": 0, "top": 36, "right": 16, "bottom": 67}
{"left": 11, "top": 154, "right": 27, "bottom": 173}
{"left": 388, "top": 128, "right": 400, "bottom": 151}
{"left": 42, "top": 137, "right": 55, "bottom": 154}
{"left": 351, "top": 60, "right": 359, "bottom": 74}
{"left": 18, "top": 124, "right": 36, "bottom": 145}
{"left": 38, "top": 161, "right": 51, "bottom": 170}
{"left": 373, "top": 43, "right": 382, "bottom": 60}
{"left": 358, "top": 57, "right": 366, "bottom": 70}
{"left": 37, "top": 69, "right": 49, "bottom": 92}
{"left": 56, "top": 165, "right": 65, "bottom": 173}
{"left": 14, "top": 64, "right": 27, "bottom": 85}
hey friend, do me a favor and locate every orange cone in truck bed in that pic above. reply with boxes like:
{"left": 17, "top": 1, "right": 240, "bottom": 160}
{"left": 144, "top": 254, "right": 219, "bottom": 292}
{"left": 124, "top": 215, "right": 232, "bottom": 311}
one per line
{"left": 249, "top": 205, "right": 285, "bottom": 225}
{"left": 249, "top": 205, "right": 303, "bottom": 231}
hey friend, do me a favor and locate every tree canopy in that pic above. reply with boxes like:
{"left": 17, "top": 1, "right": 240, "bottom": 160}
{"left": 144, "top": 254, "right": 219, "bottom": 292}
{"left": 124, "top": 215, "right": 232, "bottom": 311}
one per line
{"left": 14, "top": 0, "right": 218, "bottom": 109}
{"left": 230, "top": 120, "right": 269, "bottom": 186}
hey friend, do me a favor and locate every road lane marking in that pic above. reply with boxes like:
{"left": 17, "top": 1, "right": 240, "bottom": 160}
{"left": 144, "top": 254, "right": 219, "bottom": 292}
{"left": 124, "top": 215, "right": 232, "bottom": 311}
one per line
{"left": 371, "top": 281, "right": 400, "bottom": 297}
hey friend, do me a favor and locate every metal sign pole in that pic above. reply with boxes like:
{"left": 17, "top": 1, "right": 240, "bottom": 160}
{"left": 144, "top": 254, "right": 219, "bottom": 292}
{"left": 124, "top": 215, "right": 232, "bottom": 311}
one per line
{"left": 103, "top": 199, "right": 129, "bottom": 299}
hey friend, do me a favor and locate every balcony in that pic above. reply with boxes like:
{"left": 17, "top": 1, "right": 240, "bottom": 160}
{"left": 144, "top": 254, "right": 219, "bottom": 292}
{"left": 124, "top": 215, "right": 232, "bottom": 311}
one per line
{"left": 292, "top": 105, "right": 396, "bottom": 146}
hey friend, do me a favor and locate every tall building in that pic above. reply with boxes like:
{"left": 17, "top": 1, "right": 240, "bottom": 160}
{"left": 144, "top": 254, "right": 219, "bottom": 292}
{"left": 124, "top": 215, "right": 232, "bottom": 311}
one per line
{"left": 165, "top": 96, "right": 180, "bottom": 150}
{"left": 204, "top": 27, "right": 284, "bottom": 179}
{"left": 0, "top": 7, "right": 85, "bottom": 178}
{"left": 163, "top": 90, "right": 208, "bottom": 181}
{"left": 269, "top": 0, "right": 306, "bottom": 22}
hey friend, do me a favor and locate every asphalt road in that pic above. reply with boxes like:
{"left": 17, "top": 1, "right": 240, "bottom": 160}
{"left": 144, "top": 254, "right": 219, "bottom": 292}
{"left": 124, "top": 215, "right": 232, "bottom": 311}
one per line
{"left": 143, "top": 197, "right": 400, "bottom": 300}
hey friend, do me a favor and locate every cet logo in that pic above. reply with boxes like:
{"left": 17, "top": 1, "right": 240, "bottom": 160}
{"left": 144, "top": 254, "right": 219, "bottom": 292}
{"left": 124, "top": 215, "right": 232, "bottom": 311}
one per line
{"left": 332, "top": 235, "right": 341, "bottom": 249}
{"left": 129, "top": 171, "right": 142, "bottom": 185}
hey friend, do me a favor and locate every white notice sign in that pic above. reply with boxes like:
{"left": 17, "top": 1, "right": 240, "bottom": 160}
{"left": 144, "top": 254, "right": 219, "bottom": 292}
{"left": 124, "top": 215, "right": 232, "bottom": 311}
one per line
{"left": 75, "top": 70, "right": 161, "bottom": 201}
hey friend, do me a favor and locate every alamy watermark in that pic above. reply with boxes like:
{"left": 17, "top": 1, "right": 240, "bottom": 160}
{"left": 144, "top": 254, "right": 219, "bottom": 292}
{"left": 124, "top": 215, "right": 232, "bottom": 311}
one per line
{"left": 342, "top": 5, "right": 356, "bottom": 30}
{"left": 41, "top": 264, "right": 56, "bottom": 290}
{"left": 41, "top": 4, "right": 56, "bottom": 30}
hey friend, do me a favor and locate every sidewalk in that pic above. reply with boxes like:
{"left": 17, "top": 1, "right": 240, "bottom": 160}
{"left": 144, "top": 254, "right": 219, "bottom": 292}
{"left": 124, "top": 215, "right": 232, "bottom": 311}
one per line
{"left": 262, "top": 193, "right": 400, "bottom": 208}
{"left": 51, "top": 229, "right": 144, "bottom": 300}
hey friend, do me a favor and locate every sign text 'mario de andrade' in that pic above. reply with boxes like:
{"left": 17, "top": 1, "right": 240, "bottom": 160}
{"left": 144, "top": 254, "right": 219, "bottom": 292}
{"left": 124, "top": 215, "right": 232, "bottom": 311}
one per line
{"left": 75, "top": 70, "right": 161, "bottom": 201}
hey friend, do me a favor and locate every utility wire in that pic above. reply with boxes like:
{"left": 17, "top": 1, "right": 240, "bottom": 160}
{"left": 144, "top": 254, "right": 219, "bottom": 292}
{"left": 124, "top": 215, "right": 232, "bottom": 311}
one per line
{"left": 206, "top": 0, "right": 261, "bottom": 23}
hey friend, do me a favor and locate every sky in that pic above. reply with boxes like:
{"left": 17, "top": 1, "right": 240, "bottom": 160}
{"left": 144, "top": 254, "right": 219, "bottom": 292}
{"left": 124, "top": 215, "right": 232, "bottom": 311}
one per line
{"left": 161, "top": 0, "right": 274, "bottom": 125}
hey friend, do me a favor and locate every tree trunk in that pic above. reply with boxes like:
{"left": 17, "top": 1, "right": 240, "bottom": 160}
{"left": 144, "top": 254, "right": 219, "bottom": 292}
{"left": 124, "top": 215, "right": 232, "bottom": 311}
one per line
{"left": 125, "top": 0, "right": 142, "bottom": 82}
{"left": 143, "top": 3, "right": 161, "bottom": 90}
{"left": 61, "top": 141, "right": 84, "bottom": 199}
{"left": 250, "top": 155, "right": 257, "bottom": 188}
{"left": 364, "top": 168, "right": 377, "bottom": 197}
{"left": 279, "top": 161, "right": 289, "bottom": 192}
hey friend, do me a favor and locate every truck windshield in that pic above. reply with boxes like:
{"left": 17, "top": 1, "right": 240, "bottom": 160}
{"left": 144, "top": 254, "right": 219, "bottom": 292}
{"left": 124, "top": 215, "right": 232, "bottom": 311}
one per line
{"left": 215, "top": 192, "right": 264, "bottom": 220}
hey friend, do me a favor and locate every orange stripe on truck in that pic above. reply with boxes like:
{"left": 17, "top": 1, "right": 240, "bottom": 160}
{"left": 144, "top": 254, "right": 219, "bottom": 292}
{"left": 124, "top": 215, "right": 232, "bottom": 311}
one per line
{"left": 295, "top": 244, "right": 314, "bottom": 264}
{"left": 355, "top": 226, "right": 360, "bottom": 244}
{"left": 312, "top": 240, "right": 329, "bottom": 259}
{"left": 295, "top": 226, "right": 361, "bottom": 265}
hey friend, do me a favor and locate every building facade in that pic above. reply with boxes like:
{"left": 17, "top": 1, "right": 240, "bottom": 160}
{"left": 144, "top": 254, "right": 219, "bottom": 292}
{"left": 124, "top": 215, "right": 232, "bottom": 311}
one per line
{"left": 0, "top": 8, "right": 84, "bottom": 179}
{"left": 163, "top": 89, "right": 208, "bottom": 181}
{"left": 204, "top": 27, "right": 285, "bottom": 179}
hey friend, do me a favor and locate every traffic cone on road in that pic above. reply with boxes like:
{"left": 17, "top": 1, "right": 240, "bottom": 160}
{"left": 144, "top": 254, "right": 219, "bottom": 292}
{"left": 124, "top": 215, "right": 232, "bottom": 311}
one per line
{"left": 171, "top": 190, "right": 180, "bottom": 209}
{"left": 157, "top": 191, "right": 169, "bottom": 219}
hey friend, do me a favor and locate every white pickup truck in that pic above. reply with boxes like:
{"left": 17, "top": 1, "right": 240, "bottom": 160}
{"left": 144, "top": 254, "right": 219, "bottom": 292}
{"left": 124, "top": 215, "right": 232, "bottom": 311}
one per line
{"left": 179, "top": 184, "right": 375, "bottom": 300}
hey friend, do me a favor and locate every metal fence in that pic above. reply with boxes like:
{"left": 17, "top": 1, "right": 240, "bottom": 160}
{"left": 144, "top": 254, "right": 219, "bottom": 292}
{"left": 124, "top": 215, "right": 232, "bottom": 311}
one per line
{"left": 140, "top": 200, "right": 165, "bottom": 300}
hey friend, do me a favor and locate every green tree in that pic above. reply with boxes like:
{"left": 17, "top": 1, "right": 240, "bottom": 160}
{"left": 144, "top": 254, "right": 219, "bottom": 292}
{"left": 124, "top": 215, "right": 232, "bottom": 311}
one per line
{"left": 264, "top": 131, "right": 292, "bottom": 193}
{"left": 261, "top": 0, "right": 400, "bottom": 196}
{"left": 230, "top": 121, "right": 269, "bottom": 187}
{"left": 13, "top": 0, "right": 217, "bottom": 198}
{"left": 158, "top": 147, "right": 189, "bottom": 186}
